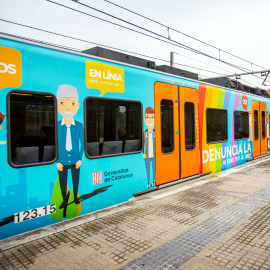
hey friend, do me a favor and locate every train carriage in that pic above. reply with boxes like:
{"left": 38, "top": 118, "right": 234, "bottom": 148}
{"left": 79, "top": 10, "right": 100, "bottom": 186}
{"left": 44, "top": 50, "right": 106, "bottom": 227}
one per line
{"left": 0, "top": 34, "right": 269, "bottom": 240}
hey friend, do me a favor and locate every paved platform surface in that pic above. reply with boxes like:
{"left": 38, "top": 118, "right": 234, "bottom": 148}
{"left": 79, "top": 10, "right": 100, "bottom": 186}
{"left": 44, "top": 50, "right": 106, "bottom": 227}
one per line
{"left": 0, "top": 158, "right": 270, "bottom": 270}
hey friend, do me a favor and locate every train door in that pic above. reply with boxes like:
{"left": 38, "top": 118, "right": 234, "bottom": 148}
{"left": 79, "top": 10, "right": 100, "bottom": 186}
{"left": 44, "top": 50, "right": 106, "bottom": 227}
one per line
{"left": 155, "top": 82, "right": 179, "bottom": 185}
{"left": 179, "top": 87, "right": 200, "bottom": 178}
{"left": 252, "top": 101, "right": 267, "bottom": 157}
{"left": 260, "top": 102, "right": 268, "bottom": 155}
{"left": 154, "top": 82, "right": 199, "bottom": 185}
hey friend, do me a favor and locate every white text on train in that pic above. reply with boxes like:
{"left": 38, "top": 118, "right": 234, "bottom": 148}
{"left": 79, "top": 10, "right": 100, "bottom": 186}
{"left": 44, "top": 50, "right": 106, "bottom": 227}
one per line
{"left": 0, "top": 63, "right": 17, "bottom": 74}
{"left": 202, "top": 143, "right": 251, "bottom": 163}
{"left": 89, "top": 69, "right": 123, "bottom": 81}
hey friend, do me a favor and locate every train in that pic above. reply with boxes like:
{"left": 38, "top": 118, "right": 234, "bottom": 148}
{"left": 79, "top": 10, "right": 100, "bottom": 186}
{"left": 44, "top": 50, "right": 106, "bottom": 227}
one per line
{"left": 0, "top": 34, "right": 270, "bottom": 241}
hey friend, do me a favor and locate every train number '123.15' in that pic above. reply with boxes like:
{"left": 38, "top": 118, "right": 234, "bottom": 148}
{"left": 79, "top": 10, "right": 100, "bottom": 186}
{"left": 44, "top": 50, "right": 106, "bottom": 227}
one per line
{"left": 14, "top": 205, "right": 56, "bottom": 223}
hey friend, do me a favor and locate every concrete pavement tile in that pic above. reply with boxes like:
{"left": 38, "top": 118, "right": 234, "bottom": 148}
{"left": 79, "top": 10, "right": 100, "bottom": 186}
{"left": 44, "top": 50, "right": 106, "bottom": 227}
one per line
{"left": 1, "top": 159, "right": 270, "bottom": 270}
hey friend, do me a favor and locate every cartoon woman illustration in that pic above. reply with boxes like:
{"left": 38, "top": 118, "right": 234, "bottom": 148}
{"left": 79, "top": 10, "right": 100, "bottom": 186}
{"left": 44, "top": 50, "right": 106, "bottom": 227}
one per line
{"left": 0, "top": 112, "right": 7, "bottom": 145}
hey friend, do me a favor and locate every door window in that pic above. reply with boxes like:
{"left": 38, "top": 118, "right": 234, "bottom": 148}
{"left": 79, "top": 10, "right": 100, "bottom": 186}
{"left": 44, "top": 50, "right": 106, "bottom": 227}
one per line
{"left": 161, "top": 99, "right": 174, "bottom": 153}
{"left": 262, "top": 111, "right": 265, "bottom": 139}
{"left": 254, "top": 110, "right": 259, "bottom": 140}
{"left": 184, "top": 102, "right": 195, "bottom": 150}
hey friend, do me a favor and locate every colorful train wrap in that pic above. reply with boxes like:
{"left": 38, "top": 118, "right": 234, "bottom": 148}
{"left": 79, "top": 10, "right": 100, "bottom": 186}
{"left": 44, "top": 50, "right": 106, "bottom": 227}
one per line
{"left": 0, "top": 35, "right": 270, "bottom": 240}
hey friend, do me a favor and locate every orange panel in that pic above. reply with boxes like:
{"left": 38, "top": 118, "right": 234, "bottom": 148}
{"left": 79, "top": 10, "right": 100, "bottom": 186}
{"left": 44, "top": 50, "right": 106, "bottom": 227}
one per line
{"left": 252, "top": 101, "right": 260, "bottom": 157}
{"left": 155, "top": 82, "right": 179, "bottom": 185}
{"left": 179, "top": 87, "right": 200, "bottom": 178}
{"left": 260, "top": 102, "right": 267, "bottom": 155}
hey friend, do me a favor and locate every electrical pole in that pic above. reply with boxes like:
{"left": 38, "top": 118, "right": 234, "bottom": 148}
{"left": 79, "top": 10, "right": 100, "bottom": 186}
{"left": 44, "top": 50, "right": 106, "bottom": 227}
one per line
{"left": 170, "top": 51, "right": 174, "bottom": 67}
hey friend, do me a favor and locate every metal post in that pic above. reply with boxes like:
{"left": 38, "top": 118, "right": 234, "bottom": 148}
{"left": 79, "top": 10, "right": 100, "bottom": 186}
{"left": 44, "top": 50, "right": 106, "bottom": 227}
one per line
{"left": 170, "top": 51, "right": 174, "bottom": 67}
{"left": 262, "top": 72, "right": 270, "bottom": 86}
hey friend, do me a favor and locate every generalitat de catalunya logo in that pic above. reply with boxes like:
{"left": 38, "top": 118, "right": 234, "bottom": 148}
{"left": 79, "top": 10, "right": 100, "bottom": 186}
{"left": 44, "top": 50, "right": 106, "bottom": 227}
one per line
{"left": 0, "top": 46, "right": 22, "bottom": 90}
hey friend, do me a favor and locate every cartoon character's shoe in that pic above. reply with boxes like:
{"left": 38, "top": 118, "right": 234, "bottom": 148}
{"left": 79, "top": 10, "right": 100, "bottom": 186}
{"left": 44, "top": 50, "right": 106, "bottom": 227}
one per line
{"left": 59, "top": 201, "right": 67, "bottom": 209}
{"left": 66, "top": 189, "right": 81, "bottom": 219}
{"left": 74, "top": 197, "right": 80, "bottom": 204}
{"left": 50, "top": 177, "right": 69, "bottom": 220}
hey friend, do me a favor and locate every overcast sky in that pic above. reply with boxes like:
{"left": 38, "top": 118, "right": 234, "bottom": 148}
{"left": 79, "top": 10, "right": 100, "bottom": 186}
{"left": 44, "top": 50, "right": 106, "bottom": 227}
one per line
{"left": 1, "top": 0, "right": 270, "bottom": 89}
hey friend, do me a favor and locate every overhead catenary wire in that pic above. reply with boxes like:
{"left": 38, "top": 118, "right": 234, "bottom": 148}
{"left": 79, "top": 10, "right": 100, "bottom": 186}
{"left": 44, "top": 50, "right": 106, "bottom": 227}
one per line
{"left": 239, "top": 78, "right": 259, "bottom": 88}
{"left": 102, "top": 0, "right": 270, "bottom": 85}
{"left": 62, "top": 0, "right": 270, "bottom": 85}
{"left": 0, "top": 29, "right": 261, "bottom": 88}
{"left": 0, "top": 21, "right": 173, "bottom": 60}
{"left": 0, "top": 18, "right": 265, "bottom": 87}
{"left": 44, "top": 0, "right": 200, "bottom": 55}
{"left": 103, "top": 0, "right": 268, "bottom": 72}
{"left": 0, "top": 28, "right": 225, "bottom": 77}
{"left": 1, "top": 0, "right": 269, "bottom": 87}
{"left": 45, "top": 0, "right": 258, "bottom": 76}
{"left": 173, "top": 51, "right": 234, "bottom": 75}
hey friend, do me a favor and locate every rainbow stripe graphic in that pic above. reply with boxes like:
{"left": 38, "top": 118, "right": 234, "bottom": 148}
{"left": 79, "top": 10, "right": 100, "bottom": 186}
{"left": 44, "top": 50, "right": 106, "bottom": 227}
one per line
{"left": 199, "top": 84, "right": 251, "bottom": 174}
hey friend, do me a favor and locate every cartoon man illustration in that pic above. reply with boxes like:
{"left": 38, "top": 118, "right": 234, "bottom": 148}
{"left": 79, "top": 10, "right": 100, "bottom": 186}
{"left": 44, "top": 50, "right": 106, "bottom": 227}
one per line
{"left": 0, "top": 112, "right": 7, "bottom": 145}
{"left": 143, "top": 107, "right": 155, "bottom": 188}
{"left": 56, "top": 85, "right": 84, "bottom": 209}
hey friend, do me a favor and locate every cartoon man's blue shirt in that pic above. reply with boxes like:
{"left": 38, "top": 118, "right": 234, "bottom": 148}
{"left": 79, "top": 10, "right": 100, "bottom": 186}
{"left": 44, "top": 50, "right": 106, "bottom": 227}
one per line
{"left": 57, "top": 119, "right": 84, "bottom": 166}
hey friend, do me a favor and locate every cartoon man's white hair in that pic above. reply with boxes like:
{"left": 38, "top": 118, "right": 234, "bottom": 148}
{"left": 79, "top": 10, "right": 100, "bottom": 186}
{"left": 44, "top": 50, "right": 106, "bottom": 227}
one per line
{"left": 57, "top": 85, "right": 78, "bottom": 101}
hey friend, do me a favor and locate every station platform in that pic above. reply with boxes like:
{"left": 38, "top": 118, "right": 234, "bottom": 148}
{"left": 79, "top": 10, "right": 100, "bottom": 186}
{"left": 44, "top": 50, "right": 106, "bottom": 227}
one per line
{"left": 1, "top": 157, "right": 270, "bottom": 270}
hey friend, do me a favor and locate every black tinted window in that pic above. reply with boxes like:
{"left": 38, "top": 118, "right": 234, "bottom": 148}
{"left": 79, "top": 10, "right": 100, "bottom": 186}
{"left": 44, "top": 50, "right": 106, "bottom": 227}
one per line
{"left": 85, "top": 98, "right": 142, "bottom": 157}
{"left": 234, "top": 111, "right": 249, "bottom": 140}
{"left": 262, "top": 111, "right": 265, "bottom": 139}
{"left": 207, "top": 108, "right": 227, "bottom": 143}
{"left": 161, "top": 99, "right": 174, "bottom": 153}
{"left": 9, "top": 91, "right": 57, "bottom": 166}
{"left": 254, "top": 110, "right": 258, "bottom": 140}
{"left": 185, "top": 102, "right": 195, "bottom": 150}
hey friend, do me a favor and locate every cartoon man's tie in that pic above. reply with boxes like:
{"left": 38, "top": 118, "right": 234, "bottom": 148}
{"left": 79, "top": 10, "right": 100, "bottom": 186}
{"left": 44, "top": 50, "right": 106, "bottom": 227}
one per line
{"left": 66, "top": 124, "right": 72, "bottom": 151}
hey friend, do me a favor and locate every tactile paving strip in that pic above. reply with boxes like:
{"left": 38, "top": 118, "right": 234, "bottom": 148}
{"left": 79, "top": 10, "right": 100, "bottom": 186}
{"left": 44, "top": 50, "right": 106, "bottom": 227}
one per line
{"left": 122, "top": 183, "right": 270, "bottom": 270}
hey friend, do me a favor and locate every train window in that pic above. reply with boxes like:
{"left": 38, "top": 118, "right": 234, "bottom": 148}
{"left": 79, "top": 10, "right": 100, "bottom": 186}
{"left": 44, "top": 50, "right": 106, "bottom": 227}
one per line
{"left": 234, "top": 111, "right": 249, "bottom": 140}
{"left": 161, "top": 99, "right": 174, "bottom": 153}
{"left": 184, "top": 102, "right": 195, "bottom": 150}
{"left": 207, "top": 108, "right": 227, "bottom": 144}
{"left": 85, "top": 98, "right": 142, "bottom": 158}
{"left": 8, "top": 91, "right": 57, "bottom": 167}
{"left": 254, "top": 110, "right": 259, "bottom": 140}
{"left": 262, "top": 111, "right": 265, "bottom": 139}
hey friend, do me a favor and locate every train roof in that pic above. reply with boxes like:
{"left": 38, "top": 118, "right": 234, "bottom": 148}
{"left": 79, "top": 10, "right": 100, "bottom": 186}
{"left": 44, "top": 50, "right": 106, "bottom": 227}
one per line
{"left": 1, "top": 33, "right": 269, "bottom": 99}
{"left": 83, "top": 46, "right": 269, "bottom": 99}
